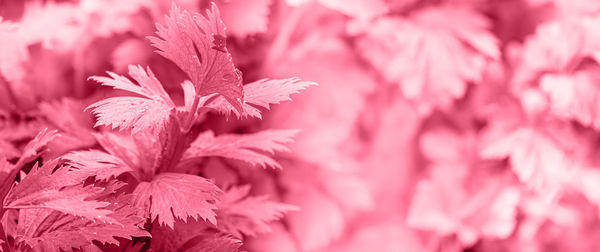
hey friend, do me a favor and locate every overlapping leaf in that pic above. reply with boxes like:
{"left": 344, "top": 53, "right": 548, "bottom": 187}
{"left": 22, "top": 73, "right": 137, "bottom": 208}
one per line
{"left": 3, "top": 159, "right": 118, "bottom": 224}
{"left": 132, "top": 172, "right": 222, "bottom": 229}
{"left": 63, "top": 150, "right": 133, "bottom": 181}
{"left": 479, "top": 125, "right": 577, "bottom": 197}
{"left": 407, "top": 127, "right": 520, "bottom": 246}
{"left": 183, "top": 129, "right": 298, "bottom": 169}
{"left": 14, "top": 195, "right": 149, "bottom": 251}
{"left": 0, "top": 129, "right": 59, "bottom": 207}
{"left": 354, "top": 4, "right": 499, "bottom": 114}
{"left": 407, "top": 171, "right": 520, "bottom": 246}
{"left": 87, "top": 65, "right": 175, "bottom": 134}
{"left": 207, "top": 78, "right": 317, "bottom": 119}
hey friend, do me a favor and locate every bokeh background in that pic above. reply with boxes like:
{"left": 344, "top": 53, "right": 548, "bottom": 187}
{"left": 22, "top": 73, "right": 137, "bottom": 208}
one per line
{"left": 3, "top": 0, "right": 600, "bottom": 251}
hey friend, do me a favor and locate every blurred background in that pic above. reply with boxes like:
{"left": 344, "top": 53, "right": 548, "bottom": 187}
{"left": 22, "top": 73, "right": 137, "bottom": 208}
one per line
{"left": 3, "top": 0, "right": 600, "bottom": 251}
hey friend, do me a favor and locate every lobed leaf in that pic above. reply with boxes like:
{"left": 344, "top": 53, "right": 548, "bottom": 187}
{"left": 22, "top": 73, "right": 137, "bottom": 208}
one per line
{"left": 14, "top": 195, "right": 149, "bottom": 251}
{"left": 3, "top": 159, "right": 119, "bottom": 225}
{"left": 184, "top": 129, "right": 299, "bottom": 169}
{"left": 63, "top": 150, "right": 133, "bottom": 181}
{"left": 149, "top": 3, "right": 244, "bottom": 112}
{"left": 207, "top": 78, "right": 317, "bottom": 119}
{"left": 354, "top": 5, "right": 498, "bottom": 114}
{"left": 132, "top": 172, "right": 222, "bottom": 229}
{"left": 87, "top": 97, "right": 172, "bottom": 134}
{"left": 87, "top": 65, "right": 175, "bottom": 134}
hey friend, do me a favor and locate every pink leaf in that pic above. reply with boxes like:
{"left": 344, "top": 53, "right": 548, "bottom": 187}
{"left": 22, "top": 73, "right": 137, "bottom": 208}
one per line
{"left": 90, "top": 65, "right": 174, "bottom": 106}
{"left": 354, "top": 5, "right": 498, "bottom": 113}
{"left": 540, "top": 70, "right": 600, "bottom": 130}
{"left": 132, "top": 172, "right": 222, "bottom": 229}
{"left": 149, "top": 3, "right": 244, "bottom": 112}
{"left": 87, "top": 65, "right": 175, "bottom": 134}
{"left": 3, "top": 159, "right": 118, "bottom": 224}
{"left": 243, "top": 78, "right": 317, "bottom": 110}
{"left": 479, "top": 126, "right": 576, "bottom": 196}
{"left": 15, "top": 195, "right": 149, "bottom": 251}
{"left": 208, "top": 78, "right": 316, "bottom": 119}
{"left": 63, "top": 150, "right": 133, "bottom": 181}
{"left": 184, "top": 129, "right": 298, "bottom": 169}
{"left": 87, "top": 97, "right": 173, "bottom": 134}
{"left": 407, "top": 165, "right": 520, "bottom": 246}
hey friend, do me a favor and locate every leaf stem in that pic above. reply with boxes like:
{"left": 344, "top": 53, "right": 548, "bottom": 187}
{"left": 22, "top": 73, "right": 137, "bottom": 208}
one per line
{"left": 183, "top": 95, "right": 201, "bottom": 133}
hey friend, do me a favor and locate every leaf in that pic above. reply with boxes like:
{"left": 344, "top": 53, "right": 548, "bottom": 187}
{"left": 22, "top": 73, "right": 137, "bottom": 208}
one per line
{"left": 149, "top": 3, "right": 244, "bottom": 112}
{"left": 406, "top": 164, "right": 520, "bottom": 246}
{"left": 479, "top": 126, "right": 577, "bottom": 198}
{"left": 132, "top": 172, "right": 222, "bottom": 229}
{"left": 183, "top": 129, "right": 299, "bottom": 169}
{"left": 208, "top": 78, "right": 317, "bottom": 119}
{"left": 540, "top": 70, "right": 600, "bottom": 130}
{"left": 14, "top": 195, "right": 149, "bottom": 251}
{"left": 0, "top": 129, "right": 59, "bottom": 212}
{"left": 87, "top": 65, "right": 175, "bottom": 134}
{"left": 63, "top": 150, "right": 133, "bottom": 181}
{"left": 243, "top": 78, "right": 317, "bottom": 108}
{"left": 512, "top": 18, "right": 600, "bottom": 86}
{"left": 90, "top": 65, "right": 174, "bottom": 105}
{"left": 216, "top": 185, "right": 298, "bottom": 237}
{"left": 354, "top": 5, "right": 498, "bottom": 114}
{"left": 3, "top": 159, "right": 118, "bottom": 224}
{"left": 87, "top": 97, "right": 173, "bottom": 134}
